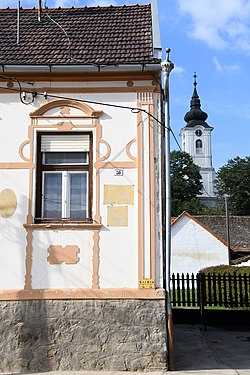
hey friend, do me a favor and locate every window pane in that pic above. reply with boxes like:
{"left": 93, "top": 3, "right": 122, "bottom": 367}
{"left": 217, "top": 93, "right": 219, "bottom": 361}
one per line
{"left": 44, "top": 152, "right": 88, "bottom": 164}
{"left": 43, "top": 173, "right": 62, "bottom": 218}
{"left": 70, "top": 173, "right": 88, "bottom": 219}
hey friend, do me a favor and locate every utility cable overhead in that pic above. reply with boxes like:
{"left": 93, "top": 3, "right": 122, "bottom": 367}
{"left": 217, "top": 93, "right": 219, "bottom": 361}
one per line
{"left": 0, "top": 82, "right": 182, "bottom": 151}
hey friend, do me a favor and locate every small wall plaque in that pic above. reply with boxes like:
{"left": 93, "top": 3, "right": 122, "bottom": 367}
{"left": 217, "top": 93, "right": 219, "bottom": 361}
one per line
{"left": 104, "top": 185, "right": 134, "bottom": 205}
{"left": 114, "top": 168, "right": 124, "bottom": 176}
{"left": 139, "top": 279, "right": 155, "bottom": 289}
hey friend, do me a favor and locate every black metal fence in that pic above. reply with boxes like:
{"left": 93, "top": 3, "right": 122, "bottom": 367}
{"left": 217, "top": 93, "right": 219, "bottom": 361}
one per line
{"left": 171, "top": 272, "right": 250, "bottom": 309}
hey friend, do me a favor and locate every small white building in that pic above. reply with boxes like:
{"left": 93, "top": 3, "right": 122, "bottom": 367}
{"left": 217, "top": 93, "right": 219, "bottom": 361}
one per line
{"left": 171, "top": 212, "right": 230, "bottom": 275}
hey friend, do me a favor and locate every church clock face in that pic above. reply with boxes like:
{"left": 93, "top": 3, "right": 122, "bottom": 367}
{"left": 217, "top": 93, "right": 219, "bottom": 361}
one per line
{"left": 195, "top": 129, "right": 202, "bottom": 137}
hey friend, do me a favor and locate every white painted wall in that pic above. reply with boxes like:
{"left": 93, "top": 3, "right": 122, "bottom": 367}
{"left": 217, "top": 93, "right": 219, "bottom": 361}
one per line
{"left": 171, "top": 215, "right": 229, "bottom": 275}
{"left": 99, "top": 168, "right": 138, "bottom": 288}
{"left": 0, "top": 170, "right": 28, "bottom": 289}
{"left": 32, "top": 230, "right": 93, "bottom": 289}
{"left": 0, "top": 83, "right": 162, "bottom": 291}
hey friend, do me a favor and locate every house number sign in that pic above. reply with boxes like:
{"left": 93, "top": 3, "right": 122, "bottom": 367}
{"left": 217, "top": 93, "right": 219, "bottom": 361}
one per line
{"left": 139, "top": 279, "right": 155, "bottom": 289}
{"left": 114, "top": 168, "right": 124, "bottom": 176}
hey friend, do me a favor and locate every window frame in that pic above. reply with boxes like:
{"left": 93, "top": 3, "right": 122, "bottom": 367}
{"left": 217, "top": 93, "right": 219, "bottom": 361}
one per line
{"left": 35, "top": 131, "right": 93, "bottom": 223}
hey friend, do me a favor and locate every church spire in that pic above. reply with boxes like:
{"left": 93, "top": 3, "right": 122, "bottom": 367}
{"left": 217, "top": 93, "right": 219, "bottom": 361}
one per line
{"left": 184, "top": 73, "right": 212, "bottom": 128}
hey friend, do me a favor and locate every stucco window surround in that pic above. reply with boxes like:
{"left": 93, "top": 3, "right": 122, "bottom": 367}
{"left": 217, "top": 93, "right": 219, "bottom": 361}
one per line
{"left": 21, "top": 99, "right": 105, "bottom": 231}
{"left": 35, "top": 131, "right": 93, "bottom": 223}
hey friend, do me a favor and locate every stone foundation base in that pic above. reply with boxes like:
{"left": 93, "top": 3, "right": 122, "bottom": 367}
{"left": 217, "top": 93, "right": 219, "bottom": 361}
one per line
{"left": 0, "top": 299, "right": 168, "bottom": 371}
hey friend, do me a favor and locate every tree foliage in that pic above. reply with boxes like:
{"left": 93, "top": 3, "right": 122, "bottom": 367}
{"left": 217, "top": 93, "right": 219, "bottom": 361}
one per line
{"left": 216, "top": 156, "right": 250, "bottom": 215}
{"left": 170, "top": 150, "right": 203, "bottom": 216}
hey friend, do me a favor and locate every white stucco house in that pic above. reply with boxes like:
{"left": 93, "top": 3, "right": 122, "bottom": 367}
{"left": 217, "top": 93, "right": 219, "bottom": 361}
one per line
{"left": 0, "top": 3, "right": 168, "bottom": 372}
{"left": 171, "top": 212, "right": 230, "bottom": 275}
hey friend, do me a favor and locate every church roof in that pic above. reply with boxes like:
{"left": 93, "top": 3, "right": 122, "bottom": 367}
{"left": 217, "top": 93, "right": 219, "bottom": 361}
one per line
{"left": 0, "top": 4, "right": 159, "bottom": 66}
{"left": 184, "top": 74, "right": 213, "bottom": 129}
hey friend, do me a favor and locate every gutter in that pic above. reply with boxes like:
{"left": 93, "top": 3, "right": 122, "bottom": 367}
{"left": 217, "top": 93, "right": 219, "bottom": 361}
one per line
{"left": 1, "top": 63, "right": 161, "bottom": 73}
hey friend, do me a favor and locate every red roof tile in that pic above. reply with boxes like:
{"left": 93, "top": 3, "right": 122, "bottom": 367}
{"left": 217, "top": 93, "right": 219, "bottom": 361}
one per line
{"left": 0, "top": 4, "right": 159, "bottom": 66}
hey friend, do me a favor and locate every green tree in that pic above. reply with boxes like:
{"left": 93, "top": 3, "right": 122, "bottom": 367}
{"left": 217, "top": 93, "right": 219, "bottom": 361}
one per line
{"left": 170, "top": 150, "right": 203, "bottom": 216}
{"left": 216, "top": 156, "right": 250, "bottom": 215}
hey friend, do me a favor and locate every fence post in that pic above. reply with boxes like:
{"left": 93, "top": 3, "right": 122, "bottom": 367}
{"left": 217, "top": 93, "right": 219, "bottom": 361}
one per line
{"left": 199, "top": 273, "right": 206, "bottom": 329}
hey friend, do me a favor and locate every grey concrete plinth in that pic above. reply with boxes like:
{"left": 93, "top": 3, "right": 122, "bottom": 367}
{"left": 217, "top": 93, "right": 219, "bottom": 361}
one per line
{"left": 0, "top": 299, "right": 167, "bottom": 372}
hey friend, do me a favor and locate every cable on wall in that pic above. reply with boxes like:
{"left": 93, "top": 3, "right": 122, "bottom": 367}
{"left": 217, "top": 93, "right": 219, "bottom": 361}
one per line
{"left": 0, "top": 82, "right": 182, "bottom": 151}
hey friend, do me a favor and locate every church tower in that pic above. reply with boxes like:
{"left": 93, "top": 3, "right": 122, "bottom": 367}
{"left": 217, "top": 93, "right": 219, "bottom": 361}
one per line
{"left": 180, "top": 74, "right": 216, "bottom": 204}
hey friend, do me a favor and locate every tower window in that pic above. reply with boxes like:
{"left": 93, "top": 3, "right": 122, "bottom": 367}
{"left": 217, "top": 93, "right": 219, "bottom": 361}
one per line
{"left": 196, "top": 139, "right": 203, "bottom": 153}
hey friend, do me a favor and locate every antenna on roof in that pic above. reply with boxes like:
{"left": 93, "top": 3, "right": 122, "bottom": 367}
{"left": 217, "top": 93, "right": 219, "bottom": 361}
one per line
{"left": 17, "top": 0, "right": 20, "bottom": 44}
{"left": 38, "top": 0, "right": 42, "bottom": 21}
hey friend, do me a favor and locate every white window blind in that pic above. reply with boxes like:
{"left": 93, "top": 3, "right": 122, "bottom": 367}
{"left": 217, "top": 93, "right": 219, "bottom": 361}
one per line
{"left": 41, "top": 135, "right": 90, "bottom": 152}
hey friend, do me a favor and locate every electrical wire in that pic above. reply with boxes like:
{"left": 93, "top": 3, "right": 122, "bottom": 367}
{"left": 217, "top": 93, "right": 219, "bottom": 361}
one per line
{"left": 13, "top": 1, "right": 183, "bottom": 148}
{"left": 41, "top": 0, "right": 99, "bottom": 67}
{"left": 0, "top": 83, "right": 182, "bottom": 150}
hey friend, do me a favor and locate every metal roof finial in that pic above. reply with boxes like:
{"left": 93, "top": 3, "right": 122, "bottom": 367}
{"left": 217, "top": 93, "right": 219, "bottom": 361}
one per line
{"left": 193, "top": 72, "right": 197, "bottom": 87}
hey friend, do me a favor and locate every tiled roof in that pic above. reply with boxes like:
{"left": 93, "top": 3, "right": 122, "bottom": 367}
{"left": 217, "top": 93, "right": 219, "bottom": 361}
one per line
{"left": 231, "top": 255, "right": 250, "bottom": 265}
{"left": 0, "top": 4, "right": 159, "bottom": 66}
{"left": 194, "top": 215, "right": 250, "bottom": 251}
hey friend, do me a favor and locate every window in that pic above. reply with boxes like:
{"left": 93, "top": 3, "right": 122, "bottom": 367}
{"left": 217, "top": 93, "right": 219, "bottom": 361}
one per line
{"left": 196, "top": 139, "right": 203, "bottom": 153}
{"left": 35, "top": 132, "right": 92, "bottom": 222}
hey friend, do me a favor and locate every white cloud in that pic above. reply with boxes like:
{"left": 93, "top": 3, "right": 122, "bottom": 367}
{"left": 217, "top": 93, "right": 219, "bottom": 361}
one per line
{"left": 2, "top": 0, "right": 35, "bottom": 6}
{"left": 213, "top": 57, "right": 222, "bottom": 72}
{"left": 178, "top": 0, "right": 250, "bottom": 52}
{"left": 173, "top": 65, "right": 185, "bottom": 74}
{"left": 213, "top": 56, "right": 240, "bottom": 73}
{"left": 86, "top": 0, "right": 118, "bottom": 5}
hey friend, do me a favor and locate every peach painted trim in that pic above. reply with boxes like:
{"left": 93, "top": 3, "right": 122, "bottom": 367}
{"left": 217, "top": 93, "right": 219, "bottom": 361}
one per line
{"left": 92, "top": 230, "right": 100, "bottom": 289}
{"left": 148, "top": 103, "right": 156, "bottom": 280}
{"left": 94, "top": 118, "right": 102, "bottom": 223}
{"left": 24, "top": 228, "right": 32, "bottom": 290}
{"left": 172, "top": 211, "right": 236, "bottom": 251}
{"left": 35, "top": 87, "right": 156, "bottom": 94}
{"left": 55, "top": 121, "right": 75, "bottom": 131}
{"left": 137, "top": 109, "right": 144, "bottom": 283}
{"left": 47, "top": 245, "right": 80, "bottom": 265}
{"left": 22, "top": 103, "right": 104, "bottom": 292}
{"left": 0, "top": 162, "right": 34, "bottom": 169}
{"left": 0, "top": 87, "right": 161, "bottom": 95}
{"left": 94, "top": 161, "right": 137, "bottom": 169}
{"left": 126, "top": 139, "right": 137, "bottom": 161}
{"left": 24, "top": 223, "right": 103, "bottom": 231}
{"left": 19, "top": 140, "right": 31, "bottom": 162}
{"left": 36, "top": 115, "right": 99, "bottom": 119}
{"left": 30, "top": 99, "right": 103, "bottom": 118}
{"left": 32, "top": 123, "right": 94, "bottom": 130}
{"left": 0, "top": 288, "right": 165, "bottom": 301}
{"left": 23, "top": 124, "right": 36, "bottom": 290}
{"left": 98, "top": 139, "right": 111, "bottom": 162}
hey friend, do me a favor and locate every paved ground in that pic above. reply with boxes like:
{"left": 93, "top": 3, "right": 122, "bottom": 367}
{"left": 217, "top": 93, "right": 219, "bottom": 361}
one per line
{"left": 1, "top": 324, "right": 250, "bottom": 375}
{"left": 172, "top": 324, "right": 250, "bottom": 374}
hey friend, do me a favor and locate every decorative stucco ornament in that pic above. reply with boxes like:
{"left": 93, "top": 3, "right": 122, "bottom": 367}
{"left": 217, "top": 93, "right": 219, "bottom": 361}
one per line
{"left": 0, "top": 189, "right": 17, "bottom": 218}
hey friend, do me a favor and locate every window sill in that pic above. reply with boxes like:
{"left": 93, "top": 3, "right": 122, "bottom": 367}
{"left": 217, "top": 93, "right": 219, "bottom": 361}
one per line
{"left": 24, "top": 222, "right": 102, "bottom": 231}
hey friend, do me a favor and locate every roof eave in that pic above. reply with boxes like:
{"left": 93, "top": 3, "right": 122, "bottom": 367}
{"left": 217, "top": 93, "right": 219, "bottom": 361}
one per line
{"left": 1, "top": 63, "right": 161, "bottom": 73}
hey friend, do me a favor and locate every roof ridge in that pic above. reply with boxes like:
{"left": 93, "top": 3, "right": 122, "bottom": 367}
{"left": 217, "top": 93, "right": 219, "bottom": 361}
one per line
{"left": 1, "top": 4, "right": 151, "bottom": 10}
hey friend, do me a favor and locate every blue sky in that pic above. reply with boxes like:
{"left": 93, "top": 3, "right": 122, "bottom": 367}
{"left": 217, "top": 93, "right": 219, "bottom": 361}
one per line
{"left": 2, "top": 0, "right": 250, "bottom": 170}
